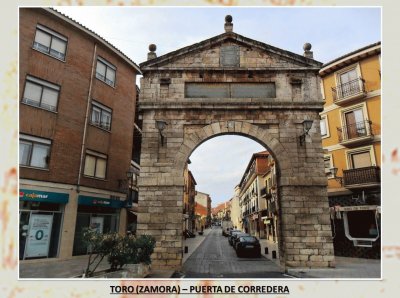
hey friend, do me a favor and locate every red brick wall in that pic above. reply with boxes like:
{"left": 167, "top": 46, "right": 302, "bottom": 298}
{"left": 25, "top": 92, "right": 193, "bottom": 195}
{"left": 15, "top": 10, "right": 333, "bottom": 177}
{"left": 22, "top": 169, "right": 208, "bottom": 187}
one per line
{"left": 19, "top": 8, "right": 137, "bottom": 192}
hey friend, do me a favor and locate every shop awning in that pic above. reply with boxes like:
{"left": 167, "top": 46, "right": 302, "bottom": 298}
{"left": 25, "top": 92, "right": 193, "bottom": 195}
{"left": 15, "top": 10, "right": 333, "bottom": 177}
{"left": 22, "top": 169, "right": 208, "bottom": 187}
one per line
{"left": 20, "top": 189, "right": 69, "bottom": 204}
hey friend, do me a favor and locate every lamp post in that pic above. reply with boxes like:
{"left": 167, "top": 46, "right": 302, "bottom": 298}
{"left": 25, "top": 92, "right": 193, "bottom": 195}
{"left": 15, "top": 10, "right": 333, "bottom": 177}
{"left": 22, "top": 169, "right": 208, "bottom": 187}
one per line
{"left": 126, "top": 169, "right": 134, "bottom": 208}
{"left": 299, "top": 120, "right": 314, "bottom": 146}
{"left": 329, "top": 167, "right": 343, "bottom": 186}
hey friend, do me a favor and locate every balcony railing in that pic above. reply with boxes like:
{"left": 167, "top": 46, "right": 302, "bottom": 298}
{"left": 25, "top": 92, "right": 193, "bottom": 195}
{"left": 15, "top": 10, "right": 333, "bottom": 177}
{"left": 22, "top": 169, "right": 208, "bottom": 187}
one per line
{"left": 343, "top": 166, "right": 380, "bottom": 187}
{"left": 332, "top": 78, "right": 366, "bottom": 103}
{"left": 337, "top": 120, "right": 373, "bottom": 143}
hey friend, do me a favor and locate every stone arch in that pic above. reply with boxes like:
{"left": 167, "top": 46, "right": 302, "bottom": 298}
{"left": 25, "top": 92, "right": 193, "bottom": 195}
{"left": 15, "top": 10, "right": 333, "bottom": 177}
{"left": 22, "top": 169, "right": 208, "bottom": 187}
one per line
{"left": 174, "top": 121, "right": 291, "bottom": 267}
{"left": 175, "top": 121, "right": 291, "bottom": 177}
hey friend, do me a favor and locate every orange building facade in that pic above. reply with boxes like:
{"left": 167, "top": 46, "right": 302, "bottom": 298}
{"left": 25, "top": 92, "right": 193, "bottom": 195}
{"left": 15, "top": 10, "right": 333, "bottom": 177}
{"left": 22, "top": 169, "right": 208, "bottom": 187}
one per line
{"left": 319, "top": 42, "right": 381, "bottom": 258}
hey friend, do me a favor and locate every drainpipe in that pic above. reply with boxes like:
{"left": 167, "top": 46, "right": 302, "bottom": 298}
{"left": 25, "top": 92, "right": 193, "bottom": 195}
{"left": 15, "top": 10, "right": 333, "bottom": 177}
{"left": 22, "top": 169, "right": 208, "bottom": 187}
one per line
{"left": 77, "top": 43, "right": 97, "bottom": 193}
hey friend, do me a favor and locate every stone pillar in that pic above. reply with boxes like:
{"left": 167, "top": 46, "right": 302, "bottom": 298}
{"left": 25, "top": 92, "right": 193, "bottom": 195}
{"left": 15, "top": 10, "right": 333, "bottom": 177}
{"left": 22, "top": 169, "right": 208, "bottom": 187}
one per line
{"left": 59, "top": 190, "right": 78, "bottom": 259}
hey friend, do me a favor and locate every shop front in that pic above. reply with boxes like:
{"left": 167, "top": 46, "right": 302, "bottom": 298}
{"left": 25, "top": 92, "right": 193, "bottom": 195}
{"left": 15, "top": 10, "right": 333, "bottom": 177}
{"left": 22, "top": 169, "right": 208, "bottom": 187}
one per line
{"left": 72, "top": 195, "right": 124, "bottom": 256}
{"left": 19, "top": 189, "right": 68, "bottom": 260}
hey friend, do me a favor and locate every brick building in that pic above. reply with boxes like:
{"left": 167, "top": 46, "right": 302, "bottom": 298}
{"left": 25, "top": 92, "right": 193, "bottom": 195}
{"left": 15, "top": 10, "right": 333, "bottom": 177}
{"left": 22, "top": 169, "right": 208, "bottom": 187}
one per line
{"left": 19, "top": 8, "right": 141, "bottom": 261}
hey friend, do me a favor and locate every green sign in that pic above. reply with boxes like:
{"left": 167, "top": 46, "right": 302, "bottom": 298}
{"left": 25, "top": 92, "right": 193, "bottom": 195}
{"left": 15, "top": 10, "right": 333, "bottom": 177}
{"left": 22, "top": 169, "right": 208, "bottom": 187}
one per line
{"left": 20, "top": 189, "right": 69, "bottom": 204}
{"left": 78, "top": 195, "right": 124, "bottom": 209}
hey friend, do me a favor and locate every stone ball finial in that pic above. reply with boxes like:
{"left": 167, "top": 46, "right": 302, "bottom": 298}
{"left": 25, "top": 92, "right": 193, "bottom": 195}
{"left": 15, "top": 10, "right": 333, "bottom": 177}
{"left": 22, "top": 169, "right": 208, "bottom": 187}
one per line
{"left": 149, "top": 44, "right": 157, "bottom": 52}
{"left": 225, "top": 15, "right": 233, "bottom": 23}
{"left": 303, "top": 43, "right": 312, "bottom": 51}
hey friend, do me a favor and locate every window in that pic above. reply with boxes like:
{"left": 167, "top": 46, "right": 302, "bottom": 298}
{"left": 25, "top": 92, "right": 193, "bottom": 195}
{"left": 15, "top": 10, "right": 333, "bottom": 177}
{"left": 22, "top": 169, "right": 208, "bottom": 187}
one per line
{"left": 334, "top": 64, "right": 364, "bottom": 100}
{"left": 346, "top": 146, "right": 376, "bottom": 169}
{"left": 19, "top": 134, "right": 51, "bottom": 169}
{"left": 22, "top": 76, "right": 60, "bottom": 112}
{"left": 90, "top": 101, "right": 112, "bottom": 131}
{"left": 320, "top": 115, "right": 329, "bottom": 138}
{"left": 96, "top": 57, "right": 116, "bottom": 87}
{"left": 340, "top": 104, "right": 370, "bottom": 141}
{"left": 84, "top": 150, "right": 107, "bottom": 179}
{"left": 324, "top": 154, "right": 334, "bottom": 178}
{"left": 33, "top": 25, "right": 67, "bottom": 60}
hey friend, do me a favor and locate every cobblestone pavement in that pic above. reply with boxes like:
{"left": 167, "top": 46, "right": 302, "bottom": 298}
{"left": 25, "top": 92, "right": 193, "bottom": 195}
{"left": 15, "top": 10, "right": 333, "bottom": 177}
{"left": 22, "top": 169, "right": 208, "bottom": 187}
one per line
{"left": 180, "top": 228, "right": 289, "bottom": 278}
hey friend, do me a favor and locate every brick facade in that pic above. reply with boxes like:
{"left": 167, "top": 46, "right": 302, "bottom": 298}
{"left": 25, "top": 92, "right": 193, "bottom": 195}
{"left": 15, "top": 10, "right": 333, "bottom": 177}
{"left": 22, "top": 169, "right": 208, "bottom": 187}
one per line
{"left": 19, "top": 8, "right": 140, "bottom": 261}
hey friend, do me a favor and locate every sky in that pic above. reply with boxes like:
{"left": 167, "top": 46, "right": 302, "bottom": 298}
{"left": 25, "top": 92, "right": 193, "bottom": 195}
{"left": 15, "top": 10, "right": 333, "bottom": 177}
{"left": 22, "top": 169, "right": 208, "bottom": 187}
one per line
{"left": 56, "top": 6, "right": 381, "bottom": 207}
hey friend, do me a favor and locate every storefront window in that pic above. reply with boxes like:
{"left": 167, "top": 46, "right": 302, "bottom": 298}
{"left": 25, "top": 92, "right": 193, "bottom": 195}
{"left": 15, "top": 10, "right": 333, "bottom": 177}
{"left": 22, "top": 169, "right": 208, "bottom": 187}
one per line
{"left": 72, "top": 204, "right": 120, "bottom": 256}
{"left": 19, "top": 205, "right": 63, "bottom": 260}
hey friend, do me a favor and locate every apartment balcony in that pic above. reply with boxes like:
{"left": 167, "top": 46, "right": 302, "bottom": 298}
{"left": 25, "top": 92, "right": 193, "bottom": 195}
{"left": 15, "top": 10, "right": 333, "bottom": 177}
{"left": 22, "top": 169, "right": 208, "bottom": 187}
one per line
{"left": 332, "top": 78, "right": 366, "bottom": 105}
{"left": 343, "top": 166, "right": 380, "bottom": 189}
{"left": 337, "top": 120, "right": 374, "bottom": 147}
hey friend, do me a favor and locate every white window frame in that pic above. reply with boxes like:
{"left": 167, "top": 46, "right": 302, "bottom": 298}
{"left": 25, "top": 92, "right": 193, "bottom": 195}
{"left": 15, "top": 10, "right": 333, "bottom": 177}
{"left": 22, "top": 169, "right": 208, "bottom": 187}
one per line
{"left": 320, "top": 114, "right": 330, "bottom": 139}
{"left": 90, "top": 101, "right": 112, "bottom": 131}
{"left": 19, "top": 134, "right": 51, "bottom": 169}
{"left": 33, "top": 24, "right": 68, "bottom": 61}
{"left": 345, "top": 145, "right": 377, "bottom": 170}
{"left": 83, "top": 150, "right": 108, "bottom": 179}
{"left": 95, "top": 56, "right": 116, "bottom": 87}
{"left": 335, "top": 63, "right": 362, "bottom": 88}
{"left": 324, "top": 154, "right": 334, "bottom": 178}
{"left": 22, "top": 75, "right": 60, "bottom": 112}
{"left": 339, "top": 102, "right": 371, "bottom": 138}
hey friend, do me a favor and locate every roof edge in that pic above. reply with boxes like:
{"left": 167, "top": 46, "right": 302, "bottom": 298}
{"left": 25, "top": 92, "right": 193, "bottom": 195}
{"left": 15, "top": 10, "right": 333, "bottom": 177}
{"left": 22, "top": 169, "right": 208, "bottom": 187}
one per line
{"left": 44, "top": 8, "right": 142, "bottom": 74}
{"left": 141, "top": 31, "right": 322, "bottom": 69}
{"left": 320, "top": 42, "right": 381, "bottom": 76}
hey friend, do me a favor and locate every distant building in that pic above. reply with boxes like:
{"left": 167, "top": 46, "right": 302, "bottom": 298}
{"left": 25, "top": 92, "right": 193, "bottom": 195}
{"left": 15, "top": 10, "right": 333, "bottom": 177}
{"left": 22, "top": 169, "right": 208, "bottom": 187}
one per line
{"left": 229, "top": 186, "right": 241, "bottom": 229}
{"left": 319, "top": 42, "right": 381, "bottom": 258}
{"left": 183, "top": 161, "right": 197, "bottom": 231}
{"left": 238, "top": 151, "right": 271, "bottom": 238}
{"left": 19, "top": 8, "right": 141, "bottom": 261}
{"left": 195, "top": 191, "right": 211, "bottom": 229}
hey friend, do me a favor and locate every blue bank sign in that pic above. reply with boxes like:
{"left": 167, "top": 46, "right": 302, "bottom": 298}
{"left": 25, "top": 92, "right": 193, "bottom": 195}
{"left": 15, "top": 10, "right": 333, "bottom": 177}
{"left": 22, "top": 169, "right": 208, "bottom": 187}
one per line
{"left": 19, "top": 189, "right": 69, "bottom": 204}
{"left": 78, "top": 195, "right": 124, "bottom": 209}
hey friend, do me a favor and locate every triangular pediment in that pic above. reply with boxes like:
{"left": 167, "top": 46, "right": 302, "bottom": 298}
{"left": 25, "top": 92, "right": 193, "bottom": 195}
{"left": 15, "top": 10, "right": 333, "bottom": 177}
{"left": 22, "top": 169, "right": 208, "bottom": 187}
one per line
{"left": 140, "top": 32, "right": 322, "bottom": 70}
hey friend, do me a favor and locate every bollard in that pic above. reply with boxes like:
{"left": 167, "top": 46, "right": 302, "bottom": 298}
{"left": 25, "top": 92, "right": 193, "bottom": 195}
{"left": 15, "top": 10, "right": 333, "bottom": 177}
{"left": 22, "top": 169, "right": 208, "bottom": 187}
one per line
{"left": 184, "top": 246, "right": 188, "bottom": 253}
{"left": 264, "top": 247, "right": 269, "bottom": 254}
{"left": 272, "top": 250, "right": 277, "bottom": 259}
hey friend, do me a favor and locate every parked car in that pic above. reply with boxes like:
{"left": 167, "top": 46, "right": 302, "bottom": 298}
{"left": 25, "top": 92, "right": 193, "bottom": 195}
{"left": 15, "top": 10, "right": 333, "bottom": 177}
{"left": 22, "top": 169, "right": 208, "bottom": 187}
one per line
{"left": 235, "top": 236, "right": 261, "bottom": 257}
{"left": 231, "top": 232, "right": 250, "bottom": 248}
{"left": 228, "top": 231, "right": 245, "bottom": 246}
{"left": 222, "top": 227, "right": 233, "bottom": 237}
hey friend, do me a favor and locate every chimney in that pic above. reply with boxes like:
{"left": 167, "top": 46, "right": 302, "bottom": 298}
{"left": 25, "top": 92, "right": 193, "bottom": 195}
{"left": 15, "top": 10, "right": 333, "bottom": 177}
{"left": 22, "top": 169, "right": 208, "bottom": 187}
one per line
{"left": 147, "top": 44, "right": 157, "bottom": 60}
{"left": 303, "top": 42, "right": 313, "bottom": 59}
{"left": 224, "top": 15, "right": 233, "bottom": 32}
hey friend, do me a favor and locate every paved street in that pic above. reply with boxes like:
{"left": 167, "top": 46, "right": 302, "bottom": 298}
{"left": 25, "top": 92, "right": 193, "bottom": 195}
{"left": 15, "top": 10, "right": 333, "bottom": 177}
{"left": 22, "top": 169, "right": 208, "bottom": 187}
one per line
{"left": 181, "top": 228, "right": 289, "bottom": 278}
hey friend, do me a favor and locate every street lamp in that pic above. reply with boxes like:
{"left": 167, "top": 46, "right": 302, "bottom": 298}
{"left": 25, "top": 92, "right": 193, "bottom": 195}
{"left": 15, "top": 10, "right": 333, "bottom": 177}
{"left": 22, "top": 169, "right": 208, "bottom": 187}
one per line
{"left": 299, "top": 120, "right": 314, "bottom": 146}
{"left": 155, "top": 120, "right": 168, "bottom": 146}
{"left": 125, "top": 169, "right": 134, "bottom": 208}
{"left": 329, "top": 167, "right": 343, "bottom": 186}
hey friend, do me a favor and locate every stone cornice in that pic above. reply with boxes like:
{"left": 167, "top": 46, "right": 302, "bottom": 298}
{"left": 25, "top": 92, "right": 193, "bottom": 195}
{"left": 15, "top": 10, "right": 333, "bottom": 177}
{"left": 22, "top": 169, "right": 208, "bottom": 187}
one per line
{"left": 139, "top": 100, "right": 325, "bottom": 111}
{"left": 141, "top": 67, "right": 321, "bottom": 73}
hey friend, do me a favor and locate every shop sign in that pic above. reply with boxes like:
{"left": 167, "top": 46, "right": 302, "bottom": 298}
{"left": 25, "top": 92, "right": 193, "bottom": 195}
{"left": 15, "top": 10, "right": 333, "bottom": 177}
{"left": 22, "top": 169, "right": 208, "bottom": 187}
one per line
{"left": 78, "top": 195, "right": 124, "bottom": 208}
{"left": 336, "top": 205, "right": 379, "bottom": 212}
{"left": 25, "top": 214, "right": 53, "bottom": 258}
{"left": 20, "top": 189, "right": 69, "bottom": 204}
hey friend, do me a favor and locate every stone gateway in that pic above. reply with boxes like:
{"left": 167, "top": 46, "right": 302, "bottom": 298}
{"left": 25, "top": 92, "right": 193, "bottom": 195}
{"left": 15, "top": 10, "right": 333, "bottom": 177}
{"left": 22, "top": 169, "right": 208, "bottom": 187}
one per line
{"left": 137, "top": 16, "right": 335, "bottom": 271}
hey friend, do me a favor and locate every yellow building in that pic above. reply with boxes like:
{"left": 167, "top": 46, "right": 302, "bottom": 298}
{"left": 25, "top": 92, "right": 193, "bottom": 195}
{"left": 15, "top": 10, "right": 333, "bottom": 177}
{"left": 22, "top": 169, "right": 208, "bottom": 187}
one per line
{"left": 319, "top": 42, "right": 381, "bottom": 258}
